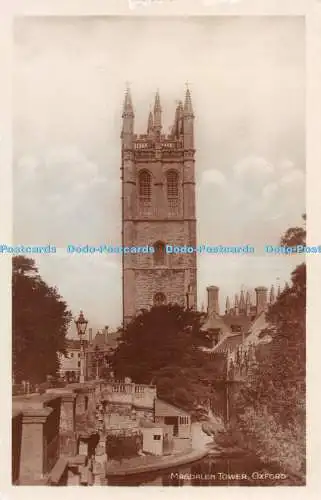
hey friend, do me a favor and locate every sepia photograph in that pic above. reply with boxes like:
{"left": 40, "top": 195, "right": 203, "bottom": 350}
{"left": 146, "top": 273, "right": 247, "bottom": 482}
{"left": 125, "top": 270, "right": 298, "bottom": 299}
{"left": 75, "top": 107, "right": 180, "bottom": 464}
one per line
{"left": 11, "top": 15, "right": 305, "bottom": 486}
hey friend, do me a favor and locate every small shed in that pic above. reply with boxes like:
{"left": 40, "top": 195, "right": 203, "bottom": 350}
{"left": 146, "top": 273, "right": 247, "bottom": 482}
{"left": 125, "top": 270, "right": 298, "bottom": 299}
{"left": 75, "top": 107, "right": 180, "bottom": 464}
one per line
{"left": 154, "top": 399, "right": 191, "bottom": 439}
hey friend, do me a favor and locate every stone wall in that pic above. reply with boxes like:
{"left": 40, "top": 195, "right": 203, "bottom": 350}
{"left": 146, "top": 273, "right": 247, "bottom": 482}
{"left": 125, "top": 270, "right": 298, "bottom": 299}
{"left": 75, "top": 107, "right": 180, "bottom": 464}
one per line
{"left": 12, "top": 411, "right": 22, "bottom": 484}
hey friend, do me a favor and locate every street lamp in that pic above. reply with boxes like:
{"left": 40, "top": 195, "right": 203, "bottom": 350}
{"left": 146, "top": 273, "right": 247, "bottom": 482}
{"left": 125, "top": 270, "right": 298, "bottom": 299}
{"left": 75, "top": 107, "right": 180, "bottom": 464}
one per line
{"left": 75, "top": 310, "right": 88, "bottom": 384}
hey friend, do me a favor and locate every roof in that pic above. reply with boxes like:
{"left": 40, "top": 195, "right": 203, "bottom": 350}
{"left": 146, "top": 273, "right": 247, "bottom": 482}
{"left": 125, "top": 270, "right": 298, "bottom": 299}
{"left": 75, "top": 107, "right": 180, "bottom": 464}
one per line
{"left": 243, "top": 312, "right": 272, "bottom": 346}
{"left": 154, "top": 398, "right": 191, "bottom": 418}
{"left": 65, "top": 339, "right": 89, "bottom": 350}
{"left": 88, "top": 331, "right": 121, "bottom": 351}
{"left": 139, "top": 419, "right": 163, "bottom": 429}
{"left": 213, "top": 333, "right": 244, "bottom": 353}
{"left": 200, "top": 312, "right": 231, "bottom": 335}
{"left": 222, "top": 313, "right": 252, "bottom": 333}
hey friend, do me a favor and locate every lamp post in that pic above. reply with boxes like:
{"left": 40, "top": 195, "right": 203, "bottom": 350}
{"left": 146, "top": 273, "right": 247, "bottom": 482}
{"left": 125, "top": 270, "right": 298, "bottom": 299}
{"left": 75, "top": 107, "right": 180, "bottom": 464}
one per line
{"left": 75, "top": 310, "right": 88, "bottom": 384}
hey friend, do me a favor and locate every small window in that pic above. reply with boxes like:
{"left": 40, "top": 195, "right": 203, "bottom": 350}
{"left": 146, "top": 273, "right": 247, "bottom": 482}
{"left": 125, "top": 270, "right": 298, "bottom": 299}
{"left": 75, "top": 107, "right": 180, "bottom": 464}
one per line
{"left": 70, "top": 353, "right": 73, "bottom": 358}
{"left": 77, "top": 361, "right": 80, "bottom": 368}
{"left": 153, "top": 241, "right": 166, "bottom": 265}
{"left": 153, "top": 435, "right": 161, "bottom": 440}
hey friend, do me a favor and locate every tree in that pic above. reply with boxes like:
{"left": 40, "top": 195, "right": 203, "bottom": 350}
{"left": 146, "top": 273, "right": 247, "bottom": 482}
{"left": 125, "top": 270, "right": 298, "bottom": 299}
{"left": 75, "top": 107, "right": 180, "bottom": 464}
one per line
{"left": 12, "top": 256, "right": 72, "bottom": 383}
{"left": 112, "top": 304, "right": 220, "bottom": 410}
{"left": 225, "top": 216, "right": 306, "bottom": 480}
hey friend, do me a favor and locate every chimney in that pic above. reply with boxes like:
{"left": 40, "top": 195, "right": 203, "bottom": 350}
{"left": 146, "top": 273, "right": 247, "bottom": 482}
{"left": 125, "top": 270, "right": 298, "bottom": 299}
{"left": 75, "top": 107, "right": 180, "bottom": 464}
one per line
{"left": 88, "top": 328, "right": 93, "bottom": 344}
{"left": 255, "top": 287, "right": 268, "bottom": 315}
{"left": 207, "top": 286, "right": 219, "bottom": 316}
{"left": 104, "top": 325, "right": 109, "bottom": 344}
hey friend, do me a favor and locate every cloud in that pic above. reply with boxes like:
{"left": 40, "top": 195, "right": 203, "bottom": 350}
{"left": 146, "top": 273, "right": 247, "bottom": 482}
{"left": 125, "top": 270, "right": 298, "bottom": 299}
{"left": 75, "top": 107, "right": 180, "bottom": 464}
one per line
{"left": 279, "top": 168, "right": 304, "bottom": 186}
{"left": 233, "top": 156, "right": 275, "bottom": 179}
{"left": 262, "top": 182, "right": 279, "bottom": 200}
{"left": 201, "top": 169, "right": 227, "bottom": 187}
{"left": 279, "top": 159, "right": 295, "bottom": 171}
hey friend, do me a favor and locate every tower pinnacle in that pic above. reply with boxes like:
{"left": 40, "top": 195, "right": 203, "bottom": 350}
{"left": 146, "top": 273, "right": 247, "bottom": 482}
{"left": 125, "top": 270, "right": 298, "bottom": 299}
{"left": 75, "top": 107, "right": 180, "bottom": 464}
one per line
{"left": 147, "top": 110, "right": 154, "bottom": 135}
{"left": 122, "top": 86, "right": 134, "bottom": 117}
{"left": 154, "top": 89, "right": 162, "bottom": 134}
{"left": 184, "top": 86, "right": 194, "bottom": 116}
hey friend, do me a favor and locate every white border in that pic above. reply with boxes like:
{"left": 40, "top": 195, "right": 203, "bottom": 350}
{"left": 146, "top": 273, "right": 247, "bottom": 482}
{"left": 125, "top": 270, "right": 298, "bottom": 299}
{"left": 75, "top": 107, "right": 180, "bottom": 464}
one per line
{"left": 1, "top": 0, "right": 320, "bottom": 498}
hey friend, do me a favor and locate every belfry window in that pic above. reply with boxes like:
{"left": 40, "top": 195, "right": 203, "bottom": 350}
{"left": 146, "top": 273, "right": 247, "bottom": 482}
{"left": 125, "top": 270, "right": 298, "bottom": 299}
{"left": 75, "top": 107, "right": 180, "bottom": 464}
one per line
{"left": 166, "top": 170, "right": 179, "bottom": 198}
{"left": 166, "top": 170, "right": 179, "bottom": 215}
{"left": 138, "top": 170, "right": 152, "bottom": 215}
{"left": 139, "top": 170, "right": 152, "bottom": 200}
{"left": 153, "top": 241, "right": 166, "bottom": 265}
{"left": 154, "top": 292, "right": 166, "bottom": 306}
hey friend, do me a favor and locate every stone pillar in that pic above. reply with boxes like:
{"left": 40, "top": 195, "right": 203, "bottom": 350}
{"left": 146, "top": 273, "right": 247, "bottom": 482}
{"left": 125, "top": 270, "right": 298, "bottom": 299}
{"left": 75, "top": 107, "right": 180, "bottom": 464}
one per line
{"left": 12, "top": 411, "right": 23, "bottom": 484}
{"left": 46, "top": 389, "right": 78, "bottom": 457}
{"left": 255, "top": 286, "right": 268, "bottom": 315}
{"left": 207, "top": 286, "right": 219, "bottom": 316}
{"left": 19, "top": 407, "right": 55, "bottom": 482}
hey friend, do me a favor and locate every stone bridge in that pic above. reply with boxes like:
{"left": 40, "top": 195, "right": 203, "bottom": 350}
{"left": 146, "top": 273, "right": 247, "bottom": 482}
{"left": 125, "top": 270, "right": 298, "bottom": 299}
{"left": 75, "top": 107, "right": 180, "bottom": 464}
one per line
{"left": 12, "top": 380, "right": 157, "bottom": 486}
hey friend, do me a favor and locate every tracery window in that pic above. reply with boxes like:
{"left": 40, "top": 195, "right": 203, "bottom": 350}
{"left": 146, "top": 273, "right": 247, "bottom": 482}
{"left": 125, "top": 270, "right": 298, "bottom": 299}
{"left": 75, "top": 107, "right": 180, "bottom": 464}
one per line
{"left": 166, "top": 170, "right": 179, "bottom": 215}
{"left": 139, "top": 170, "right": 152, "bottom": 200}
{"left": 166, "top": 170, "right": 179, "bottom": 198}
{"left": 138, "top": 170, "right": 152, "bottom": 215}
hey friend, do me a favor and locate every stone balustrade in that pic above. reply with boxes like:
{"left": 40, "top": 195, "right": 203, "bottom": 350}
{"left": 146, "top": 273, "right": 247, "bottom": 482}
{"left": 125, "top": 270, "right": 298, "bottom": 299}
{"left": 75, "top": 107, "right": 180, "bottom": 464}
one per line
{"left": 100, "top": 382, "right": 156, "bottom": 409}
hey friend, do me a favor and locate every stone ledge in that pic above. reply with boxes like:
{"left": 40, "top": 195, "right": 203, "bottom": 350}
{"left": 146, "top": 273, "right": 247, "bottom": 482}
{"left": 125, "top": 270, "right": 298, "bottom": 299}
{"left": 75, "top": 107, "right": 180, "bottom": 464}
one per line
{"left": 48, "top": 457, "right": 69, "bottom": 486}
{"left": 13, "top": 393, "right": 61, "bottom": 410}
{"left": 20, "top": 407, "right": 53, "bottom": 424}
{"left": 68, "top": 455, "right": 88, "bottom": 467}
{"left": 105, "top": 449, "right": 208, "bottom": 477}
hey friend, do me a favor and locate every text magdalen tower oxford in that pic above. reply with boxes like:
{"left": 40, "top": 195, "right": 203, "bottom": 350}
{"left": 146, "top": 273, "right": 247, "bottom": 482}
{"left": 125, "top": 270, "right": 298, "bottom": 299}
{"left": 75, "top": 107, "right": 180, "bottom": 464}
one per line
{"left": 121, "top": 87, "right": 197, "bottom": 325}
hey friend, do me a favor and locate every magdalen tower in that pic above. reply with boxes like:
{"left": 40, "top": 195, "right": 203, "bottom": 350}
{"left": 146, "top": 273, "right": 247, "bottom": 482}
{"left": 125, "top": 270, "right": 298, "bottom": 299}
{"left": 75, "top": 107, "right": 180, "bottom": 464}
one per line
{"left": 121, "top": 87, "right": 197, "bottom": 325}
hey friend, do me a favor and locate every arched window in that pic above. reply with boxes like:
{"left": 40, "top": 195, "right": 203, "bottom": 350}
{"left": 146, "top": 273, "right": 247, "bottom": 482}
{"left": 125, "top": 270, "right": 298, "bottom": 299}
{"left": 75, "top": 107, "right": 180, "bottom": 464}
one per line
{"left": 138, "top": 170, "right": 152, "bottom": 215}
{"left": 153, "top": 241, "right": 166, "bottom": 266}
{"left": 139, "top": 170, "right": 151, "bottom": 200}
{"left": 154, "top": 292, "right": 166, "bottom": 306}
{"left": 167, "top": 170, "right": 178, "bottom": 198}
{"left": 166, "top": 170, "right": 179, "bottom": 215}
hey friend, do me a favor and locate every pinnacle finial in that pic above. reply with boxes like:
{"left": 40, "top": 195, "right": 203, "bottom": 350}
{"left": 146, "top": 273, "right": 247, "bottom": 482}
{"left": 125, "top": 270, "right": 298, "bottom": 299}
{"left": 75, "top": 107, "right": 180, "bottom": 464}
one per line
{"left": 225, "top": 296, "right": 231, "bottom": 313}
{"left": 184, "top": 84, "right": 193, "bottom": 115}
{"left": 122, "top": 84, "right": 134, "bottom": 117}
{"left": 153, "top": 89, "right": 162, "bottom": 133}
{"left": 147, "top": 110, "right": 154, "bottom": 135}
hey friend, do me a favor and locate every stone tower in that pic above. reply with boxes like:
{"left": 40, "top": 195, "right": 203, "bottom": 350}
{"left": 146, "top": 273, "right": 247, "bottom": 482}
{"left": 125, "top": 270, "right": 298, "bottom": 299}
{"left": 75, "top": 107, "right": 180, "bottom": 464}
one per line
{"left": 121, "top": 87, "right": 197, "bottom": 325}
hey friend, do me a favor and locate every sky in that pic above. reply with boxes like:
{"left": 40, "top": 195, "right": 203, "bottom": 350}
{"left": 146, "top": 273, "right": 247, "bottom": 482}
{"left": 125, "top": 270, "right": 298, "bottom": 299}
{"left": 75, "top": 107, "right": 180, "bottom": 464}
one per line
{"left": 12, "top": 16, "right": 305, "bottom": 334}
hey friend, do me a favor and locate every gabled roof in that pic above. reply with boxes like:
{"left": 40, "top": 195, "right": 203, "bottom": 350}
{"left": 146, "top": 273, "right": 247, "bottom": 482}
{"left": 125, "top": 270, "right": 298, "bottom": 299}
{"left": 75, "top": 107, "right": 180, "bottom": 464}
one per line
{"left": 154, "top": 398, "right": 191, "bottom": 418}
{"left": 243, "top": 311, "right": 272, "bottom": 346}
{"left": 200, "top": 312, "right": 231, "bottom": 335}
{"left": 222, "top": 313, "right": 252, "bottom": 333}
{"left": 212, "top": 333, "right": 243, "bottom": 353}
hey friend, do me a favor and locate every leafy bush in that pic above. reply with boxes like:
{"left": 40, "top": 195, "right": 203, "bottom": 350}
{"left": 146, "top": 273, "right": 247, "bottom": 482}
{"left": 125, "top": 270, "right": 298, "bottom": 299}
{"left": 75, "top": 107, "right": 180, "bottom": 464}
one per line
{"left": 105, "top": 432, "right": 143, "bottom": 463}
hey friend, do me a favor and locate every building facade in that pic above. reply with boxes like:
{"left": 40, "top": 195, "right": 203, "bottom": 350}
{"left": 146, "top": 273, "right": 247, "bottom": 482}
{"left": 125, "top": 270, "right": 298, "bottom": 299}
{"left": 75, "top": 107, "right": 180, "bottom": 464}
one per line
{"left": 121, "top": 87, "right": 197, "bottom": 325}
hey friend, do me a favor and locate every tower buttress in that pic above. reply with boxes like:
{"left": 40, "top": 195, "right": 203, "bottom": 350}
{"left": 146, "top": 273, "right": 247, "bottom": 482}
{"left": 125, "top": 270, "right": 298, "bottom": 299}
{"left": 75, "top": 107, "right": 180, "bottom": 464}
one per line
{"left": 121, "top": 86, "right": 136, "bottom": 324}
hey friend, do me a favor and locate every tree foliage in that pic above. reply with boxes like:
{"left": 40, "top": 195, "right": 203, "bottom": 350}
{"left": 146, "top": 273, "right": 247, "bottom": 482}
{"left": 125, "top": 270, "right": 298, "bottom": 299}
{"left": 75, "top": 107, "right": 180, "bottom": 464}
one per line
{"left": 225, "top": 215, "right": 306, "bottom": 479}
{"left": 112, "top": 304, "right": 221, "bottom": 410}
{"left": 12, "top": 256, "right": 72, "bottom": 383}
